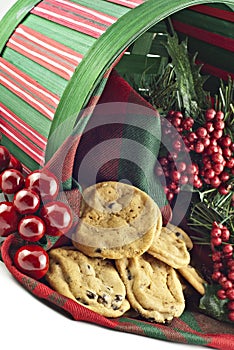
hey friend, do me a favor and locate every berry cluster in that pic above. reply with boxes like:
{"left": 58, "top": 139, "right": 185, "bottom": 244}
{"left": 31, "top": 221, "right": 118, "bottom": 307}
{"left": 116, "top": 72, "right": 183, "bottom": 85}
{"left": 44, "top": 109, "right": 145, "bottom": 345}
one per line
{"left": 210, "top": 222, "right": 234, "bottom": 322}
{"left": 0, "top": 145, "right": 73, "bottom": 280}
{"left": 155, "top": 109, "right": 233, "bottom": 204}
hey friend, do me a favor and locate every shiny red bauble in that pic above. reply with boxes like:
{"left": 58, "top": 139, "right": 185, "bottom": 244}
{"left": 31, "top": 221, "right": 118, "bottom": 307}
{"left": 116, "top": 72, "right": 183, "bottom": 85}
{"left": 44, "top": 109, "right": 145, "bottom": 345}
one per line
{"left": 18, "top": 215, "right": 46, "bottom": 242}
{"left": 13, "top": 245, "right": 49, "bottom": 280}
{"left": 0, "top": 202, "right": 20, "bottom": 237}
{"left": 13, "top": 189, "right": 40, "bottom": 215}
{"left": 40, "top": 201, "right": 73, "bottom": 236}
{"left": 0, "top": 145, "right": 10, "bottom": 172}
{"left": 0, "top": 169, "right": 25, "bottom": 194}
{"left": 25, "top": 169, "right": 59, "bottom": 203}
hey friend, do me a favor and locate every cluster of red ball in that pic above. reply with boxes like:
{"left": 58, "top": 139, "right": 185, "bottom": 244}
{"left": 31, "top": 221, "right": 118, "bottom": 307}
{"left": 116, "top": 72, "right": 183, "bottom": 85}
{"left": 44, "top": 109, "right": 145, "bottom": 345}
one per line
{"left": 210, "top": 222, "right": 234, "bottom": 322}
{"left": 155, "top": 109, "right": 234, "bottom": 204}
{"left": 0, "top": 144, "right": 73, "bottom": 280}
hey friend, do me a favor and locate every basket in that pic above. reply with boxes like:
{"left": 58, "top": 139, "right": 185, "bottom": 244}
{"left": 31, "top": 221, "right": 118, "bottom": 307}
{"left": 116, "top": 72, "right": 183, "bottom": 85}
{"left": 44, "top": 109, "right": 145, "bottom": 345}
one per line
{"left": 0, "top": 1, "right": 234, "bottom": 349}
{"left": 0, "top": 0, "right": 233, "bottom": 173}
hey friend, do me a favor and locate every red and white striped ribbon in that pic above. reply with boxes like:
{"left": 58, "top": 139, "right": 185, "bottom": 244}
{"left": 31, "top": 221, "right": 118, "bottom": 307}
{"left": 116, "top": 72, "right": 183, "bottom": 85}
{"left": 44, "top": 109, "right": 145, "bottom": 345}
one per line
{"left": 7, "top": 25, "right": 83, "bottom": 80}
{"left": 0, "top": 58, "right": 60, "bottom": 120}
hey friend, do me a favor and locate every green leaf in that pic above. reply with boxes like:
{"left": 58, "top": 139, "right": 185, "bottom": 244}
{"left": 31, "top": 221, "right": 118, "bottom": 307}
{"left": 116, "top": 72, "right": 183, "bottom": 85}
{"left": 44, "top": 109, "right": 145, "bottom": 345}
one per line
{"left": 199, "top": 283, "right": 232, "bottom": 324}
{"left": 163, "top": 33, "right": 209, "bottom": 117}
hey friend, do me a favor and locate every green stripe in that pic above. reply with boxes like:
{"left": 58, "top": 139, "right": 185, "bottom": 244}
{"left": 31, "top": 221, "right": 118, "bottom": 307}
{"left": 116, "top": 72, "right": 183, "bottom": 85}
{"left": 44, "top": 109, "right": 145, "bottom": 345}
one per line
{"left": 117, "top": 317, "right": 168, "bottom": 340}
{"left": 2, "top": 48, "right": 67, "bottom": 97}
{"left": 0, "top": 85, "right": 51, "bottom": 138}
{"left": 46, "top": 0, "right": 234, "bottom": 161}
{"left": 1, "top": 135, "right": 39, "bottom": 170}
{"left": 0, "top": 0, "right": 41, "bottom": 53}
{"left": 24, "top": 15, "right": 96, "bottom": 55}
{"left": 172, "top": 9, "right": 234, "bottom": 39}
{"left": 178, "top": 35, "right": 234, "bottom": 74}
{"left": 71, "top": 0, "right": 129, "bottom": 17}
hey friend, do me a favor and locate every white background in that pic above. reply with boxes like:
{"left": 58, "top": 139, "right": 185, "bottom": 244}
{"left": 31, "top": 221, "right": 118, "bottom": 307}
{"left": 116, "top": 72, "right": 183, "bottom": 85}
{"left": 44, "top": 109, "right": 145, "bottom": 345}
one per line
{"left": 0, "top": 1, "right": 207, "bottom": 349}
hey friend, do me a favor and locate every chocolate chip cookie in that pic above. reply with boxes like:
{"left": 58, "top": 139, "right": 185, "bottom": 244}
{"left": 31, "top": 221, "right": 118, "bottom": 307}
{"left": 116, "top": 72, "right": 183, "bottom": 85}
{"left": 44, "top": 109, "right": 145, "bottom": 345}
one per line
{"left": 46, "top": 247, "right": 130, "bottom": 317}
{"left": 72, "top": 181, "right": 161, "bottom": 259}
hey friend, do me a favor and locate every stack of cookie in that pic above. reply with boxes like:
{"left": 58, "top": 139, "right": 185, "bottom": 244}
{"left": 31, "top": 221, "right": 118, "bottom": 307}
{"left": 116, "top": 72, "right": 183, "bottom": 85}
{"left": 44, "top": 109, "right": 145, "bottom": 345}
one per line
{"left": 46, "top": 182, "right": 205, "bottom": 323}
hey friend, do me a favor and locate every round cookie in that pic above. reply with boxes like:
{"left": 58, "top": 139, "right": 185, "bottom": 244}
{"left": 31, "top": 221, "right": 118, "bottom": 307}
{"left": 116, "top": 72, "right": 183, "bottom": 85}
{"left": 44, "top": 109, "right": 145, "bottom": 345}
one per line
{"left": 166, "top": 223, "right": 193, "bottom": 250}
{"left": 115, "top": 253, "right": 185, "bottom": 323}
{"left": 46, "top": 247, "right": 130, "bottom": 318}
{"left": 178, "top": 265, "right": 205, "bottom": 295}
{"left": 148, "top": 225, "right": 191, "bottom": 269}
{"left": 72, "top": 181, "right": 161, "bottom": 259}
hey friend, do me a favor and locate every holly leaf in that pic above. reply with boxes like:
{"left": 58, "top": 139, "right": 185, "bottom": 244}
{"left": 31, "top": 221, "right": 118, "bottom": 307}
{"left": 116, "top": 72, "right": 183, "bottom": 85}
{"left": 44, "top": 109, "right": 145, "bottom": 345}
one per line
{"left": 199, "top": 283, "right": 232, "bottom": 324}
{"left": 164, "top": 33, "right": 209, "bottom": 118}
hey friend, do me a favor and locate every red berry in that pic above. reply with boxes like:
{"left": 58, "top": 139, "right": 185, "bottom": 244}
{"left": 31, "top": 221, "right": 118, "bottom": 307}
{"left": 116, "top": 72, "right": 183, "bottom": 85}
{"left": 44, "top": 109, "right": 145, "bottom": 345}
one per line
{"left": 205, "top": 121, "right": 214, "bottom": 133}
{"left": 13, "top": 244, "right": 49, "bottom": 280}
{"left": 218, "top": 184, "right": 231, "bottom": 195}
{"left": 0, "top": 146, "right": 10, "bottom": 172}
{"left": 205, "top": 109, "right": 216, "bottom": 121}
{"left": 220, "top": 135, "right": 232, "bottom": 148}
{"left": 228, "top": 312, "right": 234, "bottom": 322}
{"left": 177, "top": 161, "right": 187, "bottom": 173}
{"left": 222, "top": 147, "right": 232, "bottom": 159}
{"left": 187, "top": 132, "right": 197, "bottom": 143}
{"left": 40, "top": 201, "right": 73, "bottom": 236}
{"left": 221, "top": 228, "right": 230, "bottom": 242}
{"left": 214, "top": 120, "right": 225, "bottom": 130}
{"left": 8, "top": 154, "right": 23, "bottom": 172}
{"left": 166, "top": 192, "right": 174, "bottom": 202}
{"left": 210, "top": 176, "right": 221, "bottom": 188}
{"left": 13, "top": 189, "right": 40, "bottom": 215}
{"left": 211, "top": 227, "right": 222, "bottom": 238}
{"left": 226, "top": 158, "right": 234, "bottom": 169}
{"left": 215, "top": 111, "right": 224, "bottom": 120}
{"left": 220, "top": 171, "right": 230, "bottom": 182}
{"left": 0, "top": 169, "right": 25, "bottom": 194}
{"left": 25, "top": 169, "right": 59, "bottom": 203}
{"left": 159, "top": 157, "right": 169, "bottom": 166}
{"left": 212, "top": 129, "right": 223, "bottom": 139}
{"left": 18, "top": 215, "right": 46, "bottom": 242}
{"left": 227, "top": 260, "right": 234, "bottom": 270}
{"left": 212, "top": 271, "right": 222, "bottom": 281}
{"left": 201, "top": 137, "right": 210, "bottom": 148}
{"left": 223, "top": 244, "right": 233, "bottom": 255}
{"left": 171, "top": 116, "right": 182, "bottom": 128}
{"left": 171, "top": 170, "right": 181, "bottom": 182}
{"left": 194, "top": 140, "right": 205, "bottom": 153}
{"left": 217, "top": 289, "right": 227, "bottom": 300}
{"left": 212, "top": 251, "right": 222, "bottom": 262}
{"left": 212, "top": 153, "right": 224, "bottom": 164}
{"left": 0, "top": 202, "right": 20, "bottom": 237}
{"left": 172, "top": 139, "right": 182, "bottom": 151}
{"left": 221, "top": 280, "right": 233, "bottom": 290}
{"left": 211, "top": 237, "right": 222, "bottom": 246}
{"left": 227, "top": 301, "right": 234, "bottom": 311}
{"left": 213, "top": 163, "right": 224, "bottom": 175}
{"left": 180, "top": 174, "right": 189, "bottom": 185}
{"left": 226, "top": 288, "right": 234, "bottom": 300}
{"left": 196, "top": 127, "right": 207, "bottom": 138}
{"left": 228, "top": 271, "right": 234, "bottom": 282}
{"left": 204, "top": 168, "right": 215, "bottom": 179}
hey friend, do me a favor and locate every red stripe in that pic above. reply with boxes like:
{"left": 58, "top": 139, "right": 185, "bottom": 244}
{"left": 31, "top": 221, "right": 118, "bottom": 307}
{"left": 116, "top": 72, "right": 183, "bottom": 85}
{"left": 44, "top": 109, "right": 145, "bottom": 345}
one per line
{"left": 48, "top": 0, "right": 117, "bottom": 25}
{"left": 172, "top": 19, "right": 234, "bottom": 52}
{"left": 31, "top": 3, "right": 106, "bottom": 38}
{"left": 7, "top": 39, "right": 76, "bottom": 80}
{"left": 7, "top": 25, "right": 83, "bottom": 79}
{"left": 197, "top": 59, "right": 234, "bottom": 81}
{"left": 190, "top": 5, "right": 234, "bottom": 22}
{"left": 17, "top": 25, "right": 83, "bottom": 64}
{"left": 0, "top": 103, "right": 47, "bottom": 150}
{"left": 106, "top": 0, "right": 143, "bottom": 8}
{"left": 0, "top": 119, "right": 45, "bottom": 165}
{"left": 0, "top": 58, "right": 59, "bottom": 120}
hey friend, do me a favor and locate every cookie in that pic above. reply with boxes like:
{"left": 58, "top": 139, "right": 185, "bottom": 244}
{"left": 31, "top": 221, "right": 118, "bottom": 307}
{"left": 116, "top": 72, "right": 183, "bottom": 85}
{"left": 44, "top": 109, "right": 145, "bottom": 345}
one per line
{"left": 166, "top": 223, "right": 193, "bottom": 250}
{"left": 46, "top": 247, "right": 130, "bottom": 318}
{"left": 148, "top": 225, "right": 190, "bottom": 269}
{"left": 72, "top": 181, "right": 161, "bottom": 259}
{"left": 115, "top": 254, "right": 185, "bottom": 323}
{"left": 178, "top": 265, "right": 205, "bottom": 295}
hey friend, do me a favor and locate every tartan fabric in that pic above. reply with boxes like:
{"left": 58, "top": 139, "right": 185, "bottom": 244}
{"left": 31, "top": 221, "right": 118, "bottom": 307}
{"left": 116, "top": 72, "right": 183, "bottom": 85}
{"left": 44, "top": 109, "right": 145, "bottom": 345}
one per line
{"left": 1, "top": 70, "right": 234, "bottom": 349}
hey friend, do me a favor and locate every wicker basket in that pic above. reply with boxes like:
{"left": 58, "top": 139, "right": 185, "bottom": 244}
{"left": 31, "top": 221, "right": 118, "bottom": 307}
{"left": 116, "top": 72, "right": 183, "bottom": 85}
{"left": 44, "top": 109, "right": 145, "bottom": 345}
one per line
{"left": 0, "top": 0, "right": 233, "bottom": 172}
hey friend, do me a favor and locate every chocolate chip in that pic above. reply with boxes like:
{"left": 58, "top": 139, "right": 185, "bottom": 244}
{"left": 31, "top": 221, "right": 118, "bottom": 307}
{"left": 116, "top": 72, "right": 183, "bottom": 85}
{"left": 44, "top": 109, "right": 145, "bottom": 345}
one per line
{"left": 114, "top": 294, "right": 123, "bottom": 302}
{"left": 86, "top": 291, "right": 96, "bottom": 299}
{"left": 97, "top": 294, "right": 109, "bottom": 305}
{"left": 127, "top": 268, "right": 132, "bottom": 280}
{"left": 95, "top": 248, "right": 102, "bottom": 253}
{"left": 76, "top": 297, "right": 89, "bottom": 305}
